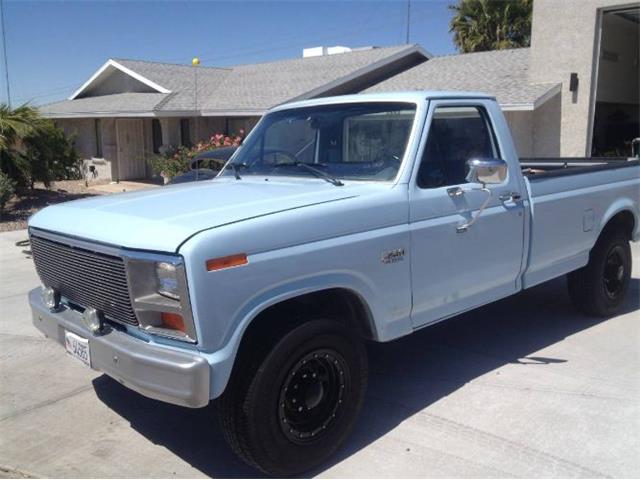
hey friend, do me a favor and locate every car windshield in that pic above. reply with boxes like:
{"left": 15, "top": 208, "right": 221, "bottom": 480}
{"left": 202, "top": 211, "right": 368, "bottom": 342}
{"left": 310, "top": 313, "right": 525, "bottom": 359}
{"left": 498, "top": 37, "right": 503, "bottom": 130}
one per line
{"left": 220, "top": 102, "right": 417, "bottom": 182}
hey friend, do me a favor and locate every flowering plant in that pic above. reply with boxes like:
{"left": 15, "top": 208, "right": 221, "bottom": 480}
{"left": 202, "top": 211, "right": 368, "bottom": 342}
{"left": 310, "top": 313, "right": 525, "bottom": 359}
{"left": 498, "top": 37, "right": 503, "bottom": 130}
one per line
{"left": 149, "top": 131, "right": 244, "bottom": 180}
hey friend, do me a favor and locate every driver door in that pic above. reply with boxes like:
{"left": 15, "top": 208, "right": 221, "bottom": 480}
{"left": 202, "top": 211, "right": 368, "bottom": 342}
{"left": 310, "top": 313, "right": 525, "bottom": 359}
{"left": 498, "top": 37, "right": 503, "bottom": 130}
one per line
{"left": 409, "top": 100, "right": 525, "bottom": 328}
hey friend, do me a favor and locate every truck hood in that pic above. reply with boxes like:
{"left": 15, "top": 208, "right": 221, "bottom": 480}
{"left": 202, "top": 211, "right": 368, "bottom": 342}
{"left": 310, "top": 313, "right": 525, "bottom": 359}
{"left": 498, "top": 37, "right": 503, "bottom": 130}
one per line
{"left": 29, "top": 177, "right": 370, "bottom": 252}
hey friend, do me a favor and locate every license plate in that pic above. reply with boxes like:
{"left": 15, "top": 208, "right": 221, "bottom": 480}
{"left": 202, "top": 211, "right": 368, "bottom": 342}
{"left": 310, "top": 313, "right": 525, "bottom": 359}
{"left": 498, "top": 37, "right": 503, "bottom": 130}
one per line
{"left": 64, "top": 330, "right": 91, "bottom": 367}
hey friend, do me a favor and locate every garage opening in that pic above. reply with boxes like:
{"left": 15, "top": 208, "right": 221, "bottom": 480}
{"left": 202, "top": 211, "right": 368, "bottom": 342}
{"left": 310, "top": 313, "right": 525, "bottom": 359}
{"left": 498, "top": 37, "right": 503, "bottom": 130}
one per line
{"left": 591, "top": 7, "right": 640, "bottom": 157}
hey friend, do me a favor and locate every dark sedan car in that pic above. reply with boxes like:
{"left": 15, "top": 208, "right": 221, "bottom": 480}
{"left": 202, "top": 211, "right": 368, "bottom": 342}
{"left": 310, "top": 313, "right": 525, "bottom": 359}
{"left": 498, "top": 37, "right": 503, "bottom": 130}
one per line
{"left": 169, "top": 147, "right": 238, "bottom": 184}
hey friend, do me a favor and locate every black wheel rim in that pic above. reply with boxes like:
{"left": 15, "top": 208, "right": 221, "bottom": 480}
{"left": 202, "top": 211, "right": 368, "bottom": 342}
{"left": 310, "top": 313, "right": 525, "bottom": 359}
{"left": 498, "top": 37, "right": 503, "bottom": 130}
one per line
{"left": 603, "top": 245, "right": 626, "bottom": 299}
{"left": 278, "top": 348, "right": 347, "bottom": 444}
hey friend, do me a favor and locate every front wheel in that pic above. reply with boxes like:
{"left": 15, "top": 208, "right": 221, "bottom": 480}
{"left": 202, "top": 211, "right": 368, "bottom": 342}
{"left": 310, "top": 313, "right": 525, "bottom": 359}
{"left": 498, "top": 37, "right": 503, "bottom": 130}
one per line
{"left": 217, "top": 319, "right": 368, "bottom": 476}
{"left": 567, "top": 231, "right": 632, "bottom": 317}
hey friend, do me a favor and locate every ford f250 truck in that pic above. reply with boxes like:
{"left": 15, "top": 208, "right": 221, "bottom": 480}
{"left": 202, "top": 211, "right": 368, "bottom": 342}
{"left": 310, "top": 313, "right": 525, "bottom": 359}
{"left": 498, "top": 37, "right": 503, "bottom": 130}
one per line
{"left": 28, "top": 92, "right": 639, "bottom": 476}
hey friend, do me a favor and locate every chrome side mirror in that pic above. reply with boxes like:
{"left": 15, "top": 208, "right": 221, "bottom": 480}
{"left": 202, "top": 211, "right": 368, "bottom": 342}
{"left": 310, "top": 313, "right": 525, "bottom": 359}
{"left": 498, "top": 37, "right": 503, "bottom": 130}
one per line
{"left": 466, "top": 158, "right": 508, "bottom": 185}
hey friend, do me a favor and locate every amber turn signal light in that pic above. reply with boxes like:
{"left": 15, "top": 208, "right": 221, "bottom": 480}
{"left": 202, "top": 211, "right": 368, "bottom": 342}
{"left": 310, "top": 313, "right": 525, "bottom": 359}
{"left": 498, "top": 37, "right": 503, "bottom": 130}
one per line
{"left": 160, "top": 312, "right": 185, "bottom": 332}
{"left": 206, "top": 253, "right": 248, "bottom": 271}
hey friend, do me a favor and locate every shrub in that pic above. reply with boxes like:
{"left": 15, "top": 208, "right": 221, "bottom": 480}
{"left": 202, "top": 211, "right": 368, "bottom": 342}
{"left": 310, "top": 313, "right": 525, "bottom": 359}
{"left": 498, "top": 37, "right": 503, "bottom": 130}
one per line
{"left": 149, "top": 132, "right": 243, "bottom": 180}
{"left": 0, "top": 170, "right": 15, "bottom": 216}
{"left": 0, "top": 104, "right": 81, "bottom": 189}
{"left": 22, "top": 120, "right": 83, "bottom": 188}
{"left": 0, "top": 102, "right": 45, "bottom": 188}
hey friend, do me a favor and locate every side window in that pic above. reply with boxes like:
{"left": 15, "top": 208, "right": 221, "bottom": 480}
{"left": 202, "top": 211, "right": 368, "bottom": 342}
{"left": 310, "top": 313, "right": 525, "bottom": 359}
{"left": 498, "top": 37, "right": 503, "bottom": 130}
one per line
{"left": 417, "top": 106, "right": 499, "bottom": 189}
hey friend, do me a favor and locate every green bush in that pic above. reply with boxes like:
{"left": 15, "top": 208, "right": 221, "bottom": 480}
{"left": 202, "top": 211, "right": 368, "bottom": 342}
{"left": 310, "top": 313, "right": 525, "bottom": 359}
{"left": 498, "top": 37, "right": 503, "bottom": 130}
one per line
{"left": 0, "top": 104, "right": 81, "bottom": 189}
{"left": 22, "top": 120, "right": 83, "bottom": 188}
{"left": 0, "top": 170, "right": 15, "bottom": 216}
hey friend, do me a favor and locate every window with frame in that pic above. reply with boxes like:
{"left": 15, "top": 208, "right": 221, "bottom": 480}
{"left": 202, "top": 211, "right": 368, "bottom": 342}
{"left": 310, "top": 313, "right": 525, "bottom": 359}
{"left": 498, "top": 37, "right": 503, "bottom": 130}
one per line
{"left": 152, "top": 119, "right": 162, "bottom": 154}
{"left": 180, "top": 118, "right": 192, "bottom": 148}
{"left": 94, "top": 119, "right": 103, "bottom": 158}
{"left": 417, "top": 106, "right": 499, "bottom": 189}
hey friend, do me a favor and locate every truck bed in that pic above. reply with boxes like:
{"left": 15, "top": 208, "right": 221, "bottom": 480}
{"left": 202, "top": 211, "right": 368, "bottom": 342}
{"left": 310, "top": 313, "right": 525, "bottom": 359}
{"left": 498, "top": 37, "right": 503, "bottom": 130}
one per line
{"left": 521, "top": 157, "right": 639, "bottom": 180}
{"left": 521, "top": 157, "right": 640, "bottom": 290}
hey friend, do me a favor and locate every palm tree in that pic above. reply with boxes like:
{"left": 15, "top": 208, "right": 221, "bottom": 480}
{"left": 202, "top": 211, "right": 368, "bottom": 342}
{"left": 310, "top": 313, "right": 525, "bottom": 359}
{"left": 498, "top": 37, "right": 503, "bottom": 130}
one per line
{"left": 0, "top": 103, "right": 46, "bottom": 188}
{"left": 449, "top": 0, "right": 532, "bottom": 53}
{"left": 0, "top": 103, "right": 43, "bottom": 151}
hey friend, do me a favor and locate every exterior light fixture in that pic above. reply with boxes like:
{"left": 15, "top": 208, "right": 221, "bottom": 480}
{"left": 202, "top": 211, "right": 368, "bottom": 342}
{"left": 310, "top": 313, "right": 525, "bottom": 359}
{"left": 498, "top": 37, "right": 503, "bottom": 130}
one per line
{"left": 569, "top": 73, "right": 579, "bottom": 92}
{"left": 42, "top": 287, "right": 60, "bottom": 311}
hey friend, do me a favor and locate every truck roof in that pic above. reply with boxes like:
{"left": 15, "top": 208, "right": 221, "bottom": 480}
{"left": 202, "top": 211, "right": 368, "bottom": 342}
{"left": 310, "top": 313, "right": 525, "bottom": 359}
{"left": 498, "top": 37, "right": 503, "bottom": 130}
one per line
{"left": 271, "top": 91, "right": 497, "bottom": 112}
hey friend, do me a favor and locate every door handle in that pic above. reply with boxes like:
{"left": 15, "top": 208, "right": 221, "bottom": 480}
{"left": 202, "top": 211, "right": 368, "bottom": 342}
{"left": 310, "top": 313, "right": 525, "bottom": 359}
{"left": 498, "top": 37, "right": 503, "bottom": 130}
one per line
{"left": 447, "top": 186, "right": 464, "bottom": 198}
{"left": 499, "top": 192, "right": 522, "bottom": 202}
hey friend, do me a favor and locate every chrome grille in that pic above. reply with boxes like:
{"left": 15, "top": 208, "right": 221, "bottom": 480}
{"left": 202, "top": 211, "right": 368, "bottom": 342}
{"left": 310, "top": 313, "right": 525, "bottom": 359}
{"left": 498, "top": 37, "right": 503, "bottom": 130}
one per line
{"left": 30, "top": 234, "right": 138, "bottom": 326}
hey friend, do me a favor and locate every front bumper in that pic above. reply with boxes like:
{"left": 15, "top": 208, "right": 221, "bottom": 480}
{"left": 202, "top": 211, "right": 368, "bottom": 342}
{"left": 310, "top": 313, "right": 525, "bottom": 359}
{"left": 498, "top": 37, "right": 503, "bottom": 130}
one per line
{"left": 29, "top": 287, "right": 210, "bottom": 408}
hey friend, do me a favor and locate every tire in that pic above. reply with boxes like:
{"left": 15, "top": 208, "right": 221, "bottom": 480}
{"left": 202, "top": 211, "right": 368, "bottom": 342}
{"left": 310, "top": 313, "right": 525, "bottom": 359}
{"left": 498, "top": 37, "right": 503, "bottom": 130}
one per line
{"left": 567, "top": 230, "right": 632, "bottom": 317}
{"left": 217, "top": 319, "right": 368, "bottom": 477}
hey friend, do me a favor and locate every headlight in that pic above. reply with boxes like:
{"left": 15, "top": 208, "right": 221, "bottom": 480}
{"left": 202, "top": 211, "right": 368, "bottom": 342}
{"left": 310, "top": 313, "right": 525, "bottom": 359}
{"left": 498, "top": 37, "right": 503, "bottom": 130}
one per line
{"left": 156, "top": 262, "right": 180, "bottom": 300}
{"left": 125, "top": 255, "right": 197, "bottom": 343}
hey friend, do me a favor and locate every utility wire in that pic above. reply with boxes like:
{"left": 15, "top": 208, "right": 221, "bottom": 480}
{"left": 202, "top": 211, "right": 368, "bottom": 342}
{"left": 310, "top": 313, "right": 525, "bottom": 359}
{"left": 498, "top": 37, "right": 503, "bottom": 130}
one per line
{"left": 405, "top": 0, "right": 411, "bottom": 44}
{"left": 194, "top": 17, "right": 388, "bottom": 66}
{"left": 161, "top": 5, "right": 384, "bottom": 65}
{"left": 13, "top": 84, "right": 80, "bottom": 104}
{"left": 0, "top": 0, "right": 10, "bottom": 107}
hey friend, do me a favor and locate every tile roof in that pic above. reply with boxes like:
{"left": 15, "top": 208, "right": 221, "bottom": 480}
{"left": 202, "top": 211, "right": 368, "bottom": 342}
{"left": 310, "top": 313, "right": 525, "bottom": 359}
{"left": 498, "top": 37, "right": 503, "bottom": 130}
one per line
{"left": 365, "top": 48, "right": 559, "bottom": 108}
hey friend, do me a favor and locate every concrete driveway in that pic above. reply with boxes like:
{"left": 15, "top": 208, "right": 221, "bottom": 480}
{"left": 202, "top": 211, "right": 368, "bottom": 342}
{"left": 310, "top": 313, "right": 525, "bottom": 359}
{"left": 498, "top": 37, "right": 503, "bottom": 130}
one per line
{"left": 1, "top": 228, "right": 638, "bottom": 478}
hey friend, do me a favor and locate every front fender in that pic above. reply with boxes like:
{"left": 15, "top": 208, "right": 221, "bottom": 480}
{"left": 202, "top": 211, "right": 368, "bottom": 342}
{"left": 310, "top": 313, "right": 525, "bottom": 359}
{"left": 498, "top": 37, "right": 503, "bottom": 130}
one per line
{"left": 200, "top": 272, "right": 385, "bottom": 398}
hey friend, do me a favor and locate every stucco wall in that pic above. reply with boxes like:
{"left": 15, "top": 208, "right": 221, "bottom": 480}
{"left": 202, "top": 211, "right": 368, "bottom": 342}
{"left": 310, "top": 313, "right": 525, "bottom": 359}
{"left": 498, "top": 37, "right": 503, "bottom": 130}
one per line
{"left": 56, "top": 118, "right": 116, "bottom": 181}
{"left": 533, "top": 93, "right": 562, "bottom": 157}
{"left": 159, "top": 118, "right": 182, "bottom": 149}
{"left": 81, "top": 69, "right": 157, "bottom": 97}
{"left": 195, "top": 117, "right": 226, "bottom": 143}
{"left": 503, "top": 110, "right": 533, "bottom": 157}
{"left": 528, "top": 0, "right": 631, "bottom": 156}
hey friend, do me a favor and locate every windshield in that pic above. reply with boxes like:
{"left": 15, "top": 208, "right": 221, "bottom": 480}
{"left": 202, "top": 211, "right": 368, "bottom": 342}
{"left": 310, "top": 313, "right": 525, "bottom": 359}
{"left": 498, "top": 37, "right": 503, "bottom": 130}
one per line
{"left": 221, "top": 102, "right": 417, "bottom": 182}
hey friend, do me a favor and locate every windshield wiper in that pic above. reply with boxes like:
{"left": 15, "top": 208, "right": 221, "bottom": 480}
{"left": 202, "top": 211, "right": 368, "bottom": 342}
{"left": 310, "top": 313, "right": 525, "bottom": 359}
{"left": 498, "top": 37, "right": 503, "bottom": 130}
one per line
{"left": 228, "top": 163, "right": 247, "bottom": 180}
{"left": 294, "top": 162, "right": 344, "bottom": 186}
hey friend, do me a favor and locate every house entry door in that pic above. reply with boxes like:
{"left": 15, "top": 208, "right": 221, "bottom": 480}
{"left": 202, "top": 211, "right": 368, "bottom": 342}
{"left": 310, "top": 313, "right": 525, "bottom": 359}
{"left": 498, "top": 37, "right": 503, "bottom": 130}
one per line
{"left": 116, "top": 119, "right": 145, "bottom": 180}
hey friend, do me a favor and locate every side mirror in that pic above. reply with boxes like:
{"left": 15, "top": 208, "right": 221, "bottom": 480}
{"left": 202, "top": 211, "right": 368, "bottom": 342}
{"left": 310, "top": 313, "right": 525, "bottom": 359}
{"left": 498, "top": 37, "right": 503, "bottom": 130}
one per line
{"left": 466, "top": 158, "right": 508, "bottom": 185}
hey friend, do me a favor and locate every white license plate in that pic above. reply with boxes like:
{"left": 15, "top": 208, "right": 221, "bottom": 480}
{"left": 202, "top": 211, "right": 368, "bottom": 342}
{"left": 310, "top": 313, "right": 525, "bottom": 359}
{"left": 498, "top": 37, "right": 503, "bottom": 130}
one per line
{"left": 64, "top": 330, "right": 91, "bottom": 367}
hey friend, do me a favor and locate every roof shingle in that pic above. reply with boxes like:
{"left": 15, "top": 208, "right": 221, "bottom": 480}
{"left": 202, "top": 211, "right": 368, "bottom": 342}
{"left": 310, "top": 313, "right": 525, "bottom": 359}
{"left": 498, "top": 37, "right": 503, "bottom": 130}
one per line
{"left": 365, "top": 48, "right": 559, "bottom": 108}
{"left": 39, "top": 92, "right": 168, "bottom": 116}
{"left": 40, "top": 45, "right": 427, "bottom": 117}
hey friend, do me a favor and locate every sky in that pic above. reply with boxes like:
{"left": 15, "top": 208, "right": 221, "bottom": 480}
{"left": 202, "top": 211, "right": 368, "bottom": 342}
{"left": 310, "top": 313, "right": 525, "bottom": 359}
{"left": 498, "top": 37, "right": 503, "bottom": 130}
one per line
{"left": 0, "top": 0, "right": 458, "bottom": 107}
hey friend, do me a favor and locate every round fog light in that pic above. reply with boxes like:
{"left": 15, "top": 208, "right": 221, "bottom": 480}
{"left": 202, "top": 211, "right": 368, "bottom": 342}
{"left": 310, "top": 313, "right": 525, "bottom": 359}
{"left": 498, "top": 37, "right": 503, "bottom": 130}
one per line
{"left": 42, "top": 287, "right": 60, "bottom": 310}
{"left": 82, "top": 307, "right": 103, "bottom": 334}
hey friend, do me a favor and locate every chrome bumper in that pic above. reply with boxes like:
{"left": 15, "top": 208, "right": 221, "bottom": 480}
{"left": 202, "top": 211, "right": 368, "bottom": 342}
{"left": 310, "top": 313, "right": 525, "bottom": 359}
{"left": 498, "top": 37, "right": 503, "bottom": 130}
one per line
{"left": 29, "top": 287, "right": 210, "bottom": 408}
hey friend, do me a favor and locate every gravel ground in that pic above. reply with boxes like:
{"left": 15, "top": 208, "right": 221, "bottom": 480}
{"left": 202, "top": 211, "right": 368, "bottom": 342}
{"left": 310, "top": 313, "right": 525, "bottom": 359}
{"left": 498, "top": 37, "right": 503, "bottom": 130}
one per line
{"left": 0, "top": 180, "right": 107, "bottom": 232}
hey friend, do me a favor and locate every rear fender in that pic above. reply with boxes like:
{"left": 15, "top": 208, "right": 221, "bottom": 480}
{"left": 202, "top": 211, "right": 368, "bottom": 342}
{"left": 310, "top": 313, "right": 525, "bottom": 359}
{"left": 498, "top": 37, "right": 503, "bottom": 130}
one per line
{"left": 599, "top": 200, "right": 639, "bottom": 242}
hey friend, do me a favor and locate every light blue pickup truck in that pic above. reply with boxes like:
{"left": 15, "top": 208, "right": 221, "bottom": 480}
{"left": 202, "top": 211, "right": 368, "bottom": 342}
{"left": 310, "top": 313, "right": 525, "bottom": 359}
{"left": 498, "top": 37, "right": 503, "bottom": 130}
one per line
{"left": 28, "top": 92, "right": 639, "bottom": 475}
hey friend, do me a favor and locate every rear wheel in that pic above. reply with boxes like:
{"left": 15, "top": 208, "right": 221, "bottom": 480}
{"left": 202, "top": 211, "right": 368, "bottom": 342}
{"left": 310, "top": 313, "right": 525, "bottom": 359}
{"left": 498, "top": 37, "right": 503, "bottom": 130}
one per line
{"left": 217, "top": 319, "right": 368, "bottom": 477}
{"left": 567, "top": 231, "right": 632, "bottom": 317}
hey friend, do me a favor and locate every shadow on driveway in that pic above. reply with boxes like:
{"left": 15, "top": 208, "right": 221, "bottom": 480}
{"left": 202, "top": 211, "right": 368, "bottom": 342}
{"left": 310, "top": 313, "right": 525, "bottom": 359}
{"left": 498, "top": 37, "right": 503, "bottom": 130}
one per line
{"left": 93, "top": 276, "right": 640, "bottom": 478}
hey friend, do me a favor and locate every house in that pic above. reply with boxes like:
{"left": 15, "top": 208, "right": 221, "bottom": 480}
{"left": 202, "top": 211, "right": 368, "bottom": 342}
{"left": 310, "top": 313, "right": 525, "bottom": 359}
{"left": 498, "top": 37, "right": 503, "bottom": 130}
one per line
{"left": 40, "top": 45, "right": 430, "bottom": 181}
{"left": 369, "top": 0, "right": 639, "bottom": 158}
{"left": 41, "top": 0, "right": 638, "bottom": 181}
